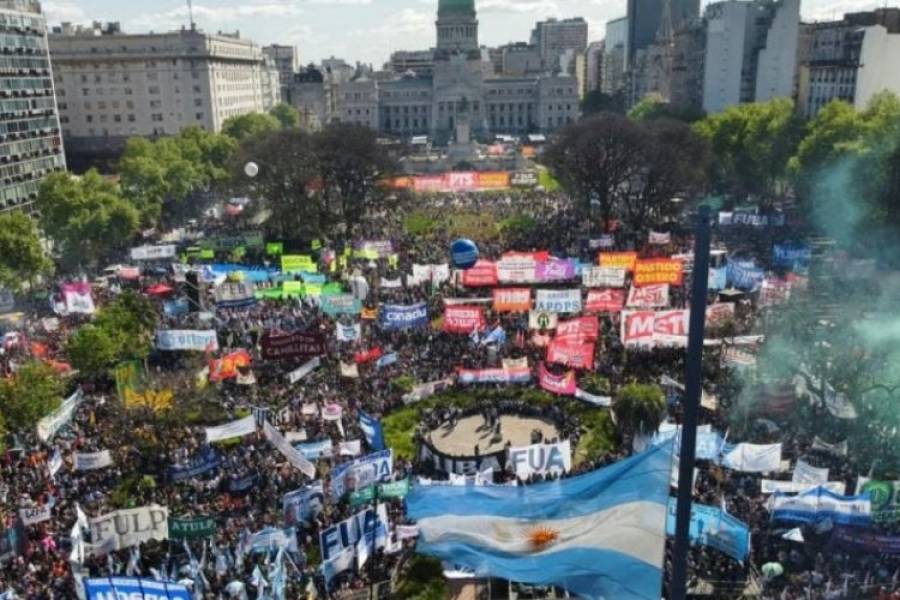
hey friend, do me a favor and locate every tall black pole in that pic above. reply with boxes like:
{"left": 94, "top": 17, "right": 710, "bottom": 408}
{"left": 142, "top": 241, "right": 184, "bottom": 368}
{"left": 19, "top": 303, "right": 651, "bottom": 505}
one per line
{"left": 670, "top": 205, "right": 711, "bottom": 600}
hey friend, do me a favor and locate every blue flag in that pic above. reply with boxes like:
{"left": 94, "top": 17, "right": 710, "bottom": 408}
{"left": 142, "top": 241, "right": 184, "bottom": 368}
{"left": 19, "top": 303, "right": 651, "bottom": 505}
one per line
{"left": 407, "top": 443, "right": 673, "bottom": 599}
{"left": 358, "top": 410, "right": 385, "bottom": 452}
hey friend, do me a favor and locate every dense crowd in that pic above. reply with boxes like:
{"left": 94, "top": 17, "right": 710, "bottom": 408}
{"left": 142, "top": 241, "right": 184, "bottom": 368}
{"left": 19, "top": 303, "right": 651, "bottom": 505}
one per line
{"left": 0, "top": 189, "right": 897, "bottom": 600}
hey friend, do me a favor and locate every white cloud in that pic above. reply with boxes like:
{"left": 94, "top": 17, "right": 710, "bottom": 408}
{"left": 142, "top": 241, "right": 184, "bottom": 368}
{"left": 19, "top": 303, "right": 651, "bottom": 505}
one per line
{"left": 41, "top": 0, "right": 88, "bottom": 24}
{"left": 131, "top": 1, "right": 304, "bottom": 32}
{"left": 309, "top": 0, "right": 373, "bottom": 4}
{"left": 478, "top": 0, "right": 560, "bottom": 14}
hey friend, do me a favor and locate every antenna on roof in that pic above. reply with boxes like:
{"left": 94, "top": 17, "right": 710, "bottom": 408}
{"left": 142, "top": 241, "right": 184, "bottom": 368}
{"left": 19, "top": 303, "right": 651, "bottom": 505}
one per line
{"left": 187, "top": 0, "right": 196, "bottom": 30}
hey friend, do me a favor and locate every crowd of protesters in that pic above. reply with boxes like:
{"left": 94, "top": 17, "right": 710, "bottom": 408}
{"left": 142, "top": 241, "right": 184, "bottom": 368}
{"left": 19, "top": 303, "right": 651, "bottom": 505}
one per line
{"left": 0, "top": 188, "right": 898, "bottom": 600}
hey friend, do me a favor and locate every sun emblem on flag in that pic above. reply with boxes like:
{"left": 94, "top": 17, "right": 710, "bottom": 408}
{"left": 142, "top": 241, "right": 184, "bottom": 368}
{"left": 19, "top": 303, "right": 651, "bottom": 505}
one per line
{"left": 527, "top": 525, "right": 560, "bottom": 551}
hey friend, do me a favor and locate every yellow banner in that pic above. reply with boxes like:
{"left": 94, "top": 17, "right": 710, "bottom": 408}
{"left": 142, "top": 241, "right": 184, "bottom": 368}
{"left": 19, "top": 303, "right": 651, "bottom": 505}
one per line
{"left": 282, "top": 255, "right": 316, "bottom": 273}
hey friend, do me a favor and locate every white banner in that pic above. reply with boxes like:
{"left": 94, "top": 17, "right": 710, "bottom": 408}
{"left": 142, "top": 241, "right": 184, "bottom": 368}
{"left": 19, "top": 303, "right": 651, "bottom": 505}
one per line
{"left": 287, "top": 356, "right": 321, "bottom": 384}
{"left": 37, "top": 389, "right": 83, "bottom": 442}
{"left": 535, "top": 289, "right": 582, "bottom": 313}
{"left": 761, "top": 480, "right": 846, "bottom": 495}
{"left": 205, "top": 415, "right": 257, "bottom": 443}
{"left": 507, "top": 440, "right": 571, "bottom": 479}
{"left": 156, "top": 330, "right": 218, "bottom": 352}
{"left": 340, "top": 362, "right": 360, "bottom": 378}
{"left": 90, "top": 506, "right": 169, "bottom": 551}
{"left": 336, "top": 322, "right": 361, "bottom": 342}
{"left": 74, "top": 450, "right": 113, "bottom": 471}
{"left": 339, "top": 440, "right": 362, "bottom": 457}
{"left": 581, "top": 267, "right": 626, "bottom": 288}
{"left": 380, "top": 277, "right": 403, "bottom": 289}
{"left": 130, "top": 245, "right": 176, "bottom": 261}
{"left": 528, "top": 310, "right": 558, "bottom": 330}
{"left": 626, "top": 284, "right": 670, "bottom": 308}
{"left": 263, "top": 420, "right": 316, "bottom": 478}
{"left": 793, "top": 459, "right": 829, "bottom": 484}
{"left": 501, "top": 357, "right": 529, "bottom": 370}
{"left": 19, "top": 504, "right": 52, "bottom": 526}
{"left": 401, "top": 377, "right": 454, "bottom": 404}
{"left": 721, "top": 443, "right": 783, "bottom": 473}
{"left": 812, "top": 437, "right": 848, "bottom": 457}
{"left": 497, "top": 259, "right": 537, "bottom": 284}
{"left": 574, "top": 388, "right": 612, "bottom": 407}
{"left": 649, "top": 231, "right": 671, "bottom": 245}
{"left": 214, "top": 281, "right": 256, "bottom": 305}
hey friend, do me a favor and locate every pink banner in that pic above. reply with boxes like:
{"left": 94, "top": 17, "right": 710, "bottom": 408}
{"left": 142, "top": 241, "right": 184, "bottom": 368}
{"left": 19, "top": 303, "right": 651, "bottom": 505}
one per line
{"left": 585, "top": 289, "right": 626, "bottom": 313}
{"left": 539, "top": 362, "right": 576, "bottom": 396}
{"left": 443, "top": 305, "right": 486, "bottom": 334}
{"left": 462, "top": 261, "right": 498, "bottom": 287}
{"left": 556, "top": 316, "right": 600, "bottom": 342}
{"left": 536, "top": 259, "right": 577, "bottom": 282}
{"left": 546, "top": 340, "right": 595, "bottom": 370}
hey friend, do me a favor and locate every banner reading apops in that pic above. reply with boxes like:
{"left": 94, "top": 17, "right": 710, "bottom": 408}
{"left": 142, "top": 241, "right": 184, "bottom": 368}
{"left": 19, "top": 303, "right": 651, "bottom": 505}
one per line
{"left": 599, "top": 252, "right": 638, "bottom": 272}
{"left": 493, "top": 288, "right": 532, "bottom": 312}
{"left": 535, "top": 289, "right": 582, "bottom": 313}
{"left": 633, "top": 259, "right": 684, "bottom": 287}
{"left": 443, "top": 305, "right": 486, "bottom": 334}
{"left": 90, "top": 505, "right": 169, "bottom": 551}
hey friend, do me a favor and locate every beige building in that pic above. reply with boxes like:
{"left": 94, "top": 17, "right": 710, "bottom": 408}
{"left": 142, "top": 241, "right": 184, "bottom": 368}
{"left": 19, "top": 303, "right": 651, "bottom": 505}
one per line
{"left": 49, "top": 22, "right": 275, "bottom": 164}
{"left": 530, "top": 17, "right": 588, "bottom": 73}
{"left": 0, "top": 0, "right": 66, "bottom": 213}
{"left": 262, "top": 44, "right": 298, "bottom": 101}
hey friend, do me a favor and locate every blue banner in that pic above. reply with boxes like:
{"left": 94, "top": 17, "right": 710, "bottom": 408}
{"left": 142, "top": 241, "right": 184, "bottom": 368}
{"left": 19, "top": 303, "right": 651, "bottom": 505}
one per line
{"left": 726, "top": 260, "right": 765, "bottom": 291}
{"left": 295, "top": 439, "right": 333, "bottom": 460}
{"left": 379, "top": 303, "right": 428, "bottom": 330}
{"left": 167, "top": 447, "right": 221, "bottom": 482}
{"left": 708, "top": 267, "right": 728, "bottom": 291}
{"left": 358, "top": 410, "right": 385, "bottom": 452}
{"left": 163, "top": 298, "right": 189, "bottom": 317}
{"left": 665, "top": 498, "right": 750, "bottom": 562}
{"left": 773, "top": 243, "right": 811, "bottom": 270}
{"left": 772, "top": 486, "right": 871, "bottom": 527}
{"left": 329, "top": 450, "right": 393, "bottom": 499}
{"left": 84, "top": 577, "right": 191, "bottom": 600}
{"left": 375, "top": 352, "right": 398, "bottom": 369}
{"left": 283, "top": 484, "right": 325, "bottom": 527}
{"left": 226, "top": 472, "right": 259, "bottom": 494}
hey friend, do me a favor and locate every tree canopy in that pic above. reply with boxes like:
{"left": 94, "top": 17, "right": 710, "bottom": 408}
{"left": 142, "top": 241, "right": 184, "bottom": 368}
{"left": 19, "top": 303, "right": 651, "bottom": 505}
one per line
{"left": 0, "top": 211, "right": 50, "bottom": 292}
{"left": 0, "top": 360, "right": 64, "bottom": 432}
{"left": 270, "top": 103, "right": 300, "bottom": 129}
{"left": 613, "top": 383, "right": 666, "bottom": 435}
{"left": 37, "top": 169, "right": 140, "bottom": 271}
{"left": 222, "top": 112, "right": 281, "bottom": 143}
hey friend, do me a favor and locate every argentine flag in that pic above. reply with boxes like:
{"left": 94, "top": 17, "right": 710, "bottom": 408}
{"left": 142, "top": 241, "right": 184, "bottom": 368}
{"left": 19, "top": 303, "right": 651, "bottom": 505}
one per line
{"left": 407, "top": 442, "right": 673, "bottom": 599}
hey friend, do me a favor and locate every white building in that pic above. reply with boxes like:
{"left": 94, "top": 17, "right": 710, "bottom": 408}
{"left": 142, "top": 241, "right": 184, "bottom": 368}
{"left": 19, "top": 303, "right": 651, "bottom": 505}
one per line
{"left": 50, "top": 23, "right": 274, "bottom": 163}
{"left": 0, "top": 0, "right": 66, "bottom": 212}
{"left": 262, "top": 44, "right": 298, "bottom": 101}
{"left": 855, "top": 25, "right": 900, "bottom": 110}
{"left": 530, "top": 17, "right": 588, "bottom": 73}
{"left": 754, "top": 0, "right": 800, "bottom": 104}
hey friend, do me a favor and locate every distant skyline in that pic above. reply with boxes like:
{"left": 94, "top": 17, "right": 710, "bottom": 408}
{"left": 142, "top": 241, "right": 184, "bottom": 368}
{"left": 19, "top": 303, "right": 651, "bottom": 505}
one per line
{"left": 43, "top": 0, "right": 883, "bottom": 67}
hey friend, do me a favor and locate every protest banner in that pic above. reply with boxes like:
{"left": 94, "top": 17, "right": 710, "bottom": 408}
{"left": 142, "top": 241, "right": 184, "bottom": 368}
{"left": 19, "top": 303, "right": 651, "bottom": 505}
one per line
{"left": 74, "top": 450, "right": 113, "bottom": 471}
{"left": 354, "top": 347, "right": 383, "bottom": 364}
{"left": 336, "top": 322, "right": 361, "bottom": 342}
{"left": 168, "top": 515, "right": 216, "bottom": 540}
{"left": 62, "top": 282, "right": 96, "bottom": 315}
{"left": 319, "top": 505, "right": 389, "bottom": 562}
{"left": 458, "top": 367, "right": 531, "bottom": 385}
{"left": 287, "top": 356, "right": 321, "bottom": 384}
{"left": 19, "top": 504, "right": 52, "bottom": 526}
{"left": 652, "top": 310, "right": 690, "bottom": 345}
{"left": 535, "top": 289, "right": 582, "bottom": 313}
{"left": 574, "top": 388, "right": 612, "bottom": 407}
{"left": 198, "top": 233, "right": 264, "bottom": 251}
{"left": 833, "top": 527, "right": 900, "bottom": 555}
{"left": 528, "top": 310, "right": 558, "bottom": 330}
{"left": 402, "top": 378, "right": 455, "bottom": 404}
{"left": 536, "top": 259, "right": 577, "bottom": 282}
{"left": 90, "top": 505, "right": 169, "bottom": 551}
{"left": 585, "top": 288, "right": 626, "bottom": 313}
{"left": 295, "top": 439, "right": 334, "bottom": 460}
{"left": 856, "top": 477, "right": 900, "bottom": 524}
{"left": 633, "top": 259, "right": 684, "bottom": 287}
{"left": 84, "top": 578, "right": 191, "bottom": 600}
{"left": 329, "top": 450, "right": 394, "bottom": 500}
{"left": 260, "top": 330, "right": 325, "bottom": 361}
{"left": 247, "top": 526, "right": 298, "bottom": 553}
{"left": 321, "top": 294, "right": 362, "bottom": 316}
{"left": 213, "top": 281, "right": 256, "bottom": 308}
{"left": 281, "top": 254, "right": 317, "bottom": 273}
{"left": 263, "top": 421, "right": 316, "bottom": 477}
{"left": 720, "top": 443, "right": 783, "bottom": 473}
{"left": 772, "top": 487, "right": 871, "bottom": 527}
{"left": 649, "top": 231, "right": 671, "bottom": 245}
{"left": 443, "top": 305, "right": 486, "bottom": 334}
{"left": 130, "top": 245, "right": 177, "bottom": 261}
{"left": 167, "top": 447, "right": 221, "bottom": 481}
{"left": 793, "top": 460, "right": 829, "bottom": 484}
{"left": 621, "top": 310, "right": 657, "bottom": 347}
{"left": 502, "top": 357, "right": 528, "bottom": 370}
{"left": 556, "top": 316, "right": 600, "bottom": 342}
{"left": 706, "top": 303, "right": 736, "bottom": 327}
{"left": 538, "top": 363, "right": 576, "bottom": 396}
{"left": 461, "top": 261, "right": 498, "bottom": 287}
{"left": 626, "top": 284, "right": 670, "bottom": 308}
{"left": 664, "top": 498, "right": 750, "bottom": 562}
{"left": 37, "top": 388, "right": 83, "bottom": 442}
{"left": 208, "top": 349, "right": 251, "bottom": 383}
{"left": 582, "top": 266, "right": 626, "bottom": 288}
{"left": 496, "top": 258, "right": 537, "bottom": 284}
{"left": 546, "top": 339, "right": 595, "bottom": 370}
{"left": 341, "top": 361, "right": 360, "bottom": 378}
{"left": 379, "top": 302, "right": 429, "bottom": 330}
{"left": 205, "top": 415, "right": 256, "bottom": 443}
{"left": 492, "top": 288, "right": 532, "bottom": 312}
{"left": 508, "top": 440, "right": 571, "bottom": 478}
{"left": 599, "top": 252, "right": 638, "bottom": 272}
{"left": 283, "top": 484, "right": 325, "bottom": 526}
{"left": 156, "top": 330, "right": 218, "bottom": 352}
{"left": 761, "top": 480, "right": 846, "bottom": 495}
{"left": 760, "top": 279, "right": 791, "bottom": 306}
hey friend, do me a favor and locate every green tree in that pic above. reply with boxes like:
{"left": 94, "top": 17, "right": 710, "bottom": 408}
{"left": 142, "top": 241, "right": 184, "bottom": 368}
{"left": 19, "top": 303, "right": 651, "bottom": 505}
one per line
{"left": 37, "top": 170, "right": 140, "bottom": 271}
{"left": 695, "top": 98, "right": 803, "bottom": 200}
{"left": 65, "top": 324, "right": 121, "bottom": 379}
{"left": 0, "top": 211, "right": 50, "bottom": 291}
{"left": 269, "top": 103, "right": 300, "bottom": 129}
{"left": 630, "top": 94, "right": 705, "bottom": 123}
{"left": 612, "top": 383, "right": 666, "bottom": 435}
{"left": 0, "top": 361, "right": 64, "bottom": 431}
{"left": 581, "top": 89, "right": 625, "bottom": 115}
{"left": 221, "top": 112, "right": 281, "bottom": 142}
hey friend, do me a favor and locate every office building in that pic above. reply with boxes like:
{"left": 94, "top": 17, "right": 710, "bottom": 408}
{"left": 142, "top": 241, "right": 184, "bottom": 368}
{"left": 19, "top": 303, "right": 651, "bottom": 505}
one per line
{"left": 530, "top": 17, "right": 588, "bottom": 72}
{"left": 0, "top": 0, "right": 65, "bottom": 212}
{"left": 585, "top": 41, "right": 604, "bottom": 94}
{"left": 602, "top": 16, "right": 629, "bottom": 95}
{"left": 388, "top": 50, "right": 435, "bottom": 77}
{"left": 262, "top": 44, "right": 299, "bottom": 102}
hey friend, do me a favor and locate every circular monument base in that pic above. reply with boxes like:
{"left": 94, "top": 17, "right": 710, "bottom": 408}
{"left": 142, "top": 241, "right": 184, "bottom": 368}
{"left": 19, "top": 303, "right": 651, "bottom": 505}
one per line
{"left": 428, "top": 414, "right": 561, "bottom": 456}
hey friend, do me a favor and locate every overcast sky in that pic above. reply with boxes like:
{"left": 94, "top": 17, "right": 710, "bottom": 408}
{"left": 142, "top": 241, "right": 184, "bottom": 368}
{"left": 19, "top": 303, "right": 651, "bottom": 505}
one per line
{"left": 42, "top": 0, "right": 883, "bottom": 67}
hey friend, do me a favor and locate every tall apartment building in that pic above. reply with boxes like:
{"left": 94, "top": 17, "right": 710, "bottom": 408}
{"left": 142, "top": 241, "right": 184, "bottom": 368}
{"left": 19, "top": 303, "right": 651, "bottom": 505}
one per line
{"left": 627, "top": 0, "right": 699, "bottom": 66}
{"left": 802, "top": 9, "right": 900, "bottom": 117}
{"left": 262, "top": 44, "right": 298, "bottom": 102}
{"left": 585, "top": 41, "right": 604, "bottom": 95}
{"left": 50, "top": 23, "right": 274, "bottom": 166}
{"left": 0, "top": 0, "right": 65, "bottom": 213}
{"left": 530, "top": 17, "right": 588, "bottom": 73}
{"left": 701, "top": 0, "right": 800, "bottom": 114}
{"left": 601, "top": 16, "right": 629, "bottom": 96}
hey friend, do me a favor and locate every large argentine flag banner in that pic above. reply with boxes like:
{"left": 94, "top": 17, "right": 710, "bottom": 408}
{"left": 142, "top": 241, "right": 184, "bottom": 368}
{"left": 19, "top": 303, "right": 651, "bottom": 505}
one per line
{"left": 406, "top": 443, "right": 673, "bottom": 599}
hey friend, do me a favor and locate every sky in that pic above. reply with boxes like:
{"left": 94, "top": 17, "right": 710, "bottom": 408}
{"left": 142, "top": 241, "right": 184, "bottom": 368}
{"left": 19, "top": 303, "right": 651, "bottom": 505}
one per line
{"left": 42, "top": 0, "right": 884, "bottom": 67}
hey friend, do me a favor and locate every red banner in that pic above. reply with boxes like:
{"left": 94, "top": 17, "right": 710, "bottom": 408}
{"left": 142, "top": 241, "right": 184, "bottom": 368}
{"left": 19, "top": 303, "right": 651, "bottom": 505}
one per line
{"left": 585, "top": 289, "right": 626, "bottom": 313}
{"left": 546, "top": 340, "right": 595, "bottom": 370}
{"left": 492, "top": 288, "right": 532, "bottom": 313}
{"left": 621, "top": 310, "right": 656, "bottom": 347}
{"left": 626, "top": 284, "right": 669, "bottom": 308}
{"left": 633, "top": 259, "right": 684, "bottom": 287}
{"left": 706, "top": 303, "right": 735, "bottom": 327}
{"left": 354, "top": 347, "right": 384, "bottom": 364}
{"left": 539, "top": 362, "right": 576, "bottom": 396}
{"left": 652, "top": 310, "right": 689, "bottom": 340}
{"left": 502, "top": 250, "right": 550, "bottom": 262}
{"left": 443, "top": 306, "right": 487, "bottom": 334}
{"left": 462, "top": 261, "right": 498, "bottom": 287}
{"left": 209, "top": 349, "right": 251, "bottom": 382}
{"left": 556, "top": 316, "right": 600, "bottom": 342}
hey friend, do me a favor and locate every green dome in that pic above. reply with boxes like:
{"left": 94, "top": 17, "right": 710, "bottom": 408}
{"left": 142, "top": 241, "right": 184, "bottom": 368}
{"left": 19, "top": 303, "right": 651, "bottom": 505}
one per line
{"left": 438, "top": 0, "right": 475, "bottom": 16}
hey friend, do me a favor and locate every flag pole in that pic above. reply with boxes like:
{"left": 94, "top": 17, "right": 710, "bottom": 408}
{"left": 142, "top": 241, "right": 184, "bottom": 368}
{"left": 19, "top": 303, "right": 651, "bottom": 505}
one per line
{"left": 670, "top": 205, "right": 711, "bottom": 600}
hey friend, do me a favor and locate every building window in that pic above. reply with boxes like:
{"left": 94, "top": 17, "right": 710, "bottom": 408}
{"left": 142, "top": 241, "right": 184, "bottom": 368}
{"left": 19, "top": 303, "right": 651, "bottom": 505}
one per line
{"left": 86, "top": 115, "right": 93, "bottom": 123}
{"left": 151, "top": 114, "right": 163, "bottom": 122}
{"left": 196, "top": 113, "right": 204, "bottom": 120}
{"left": 128, "top": 114, "right": 135, "bottom": 122}
{"left": 82, "top": 88, "right": 90, "bottom": 96}
{"left": 148, "top": 86, "right": 160, "bottom": 95}
{"left": 150, "top": 100, "right": 162, "bottom": 109}
{"left": 114, "top": 115, "right": 122, "bottom": 123}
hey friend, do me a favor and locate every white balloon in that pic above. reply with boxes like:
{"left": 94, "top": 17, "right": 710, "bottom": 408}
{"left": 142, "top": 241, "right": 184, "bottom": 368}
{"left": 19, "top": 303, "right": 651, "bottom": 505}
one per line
{"left": 244, "top": 162, "right": 259, "bottom": 178}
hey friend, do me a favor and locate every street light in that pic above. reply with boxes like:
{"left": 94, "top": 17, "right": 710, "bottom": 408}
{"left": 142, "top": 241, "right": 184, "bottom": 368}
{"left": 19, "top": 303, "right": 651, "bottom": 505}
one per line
{"left": 244, "top": 161, "right": 259, "bottom": 179}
